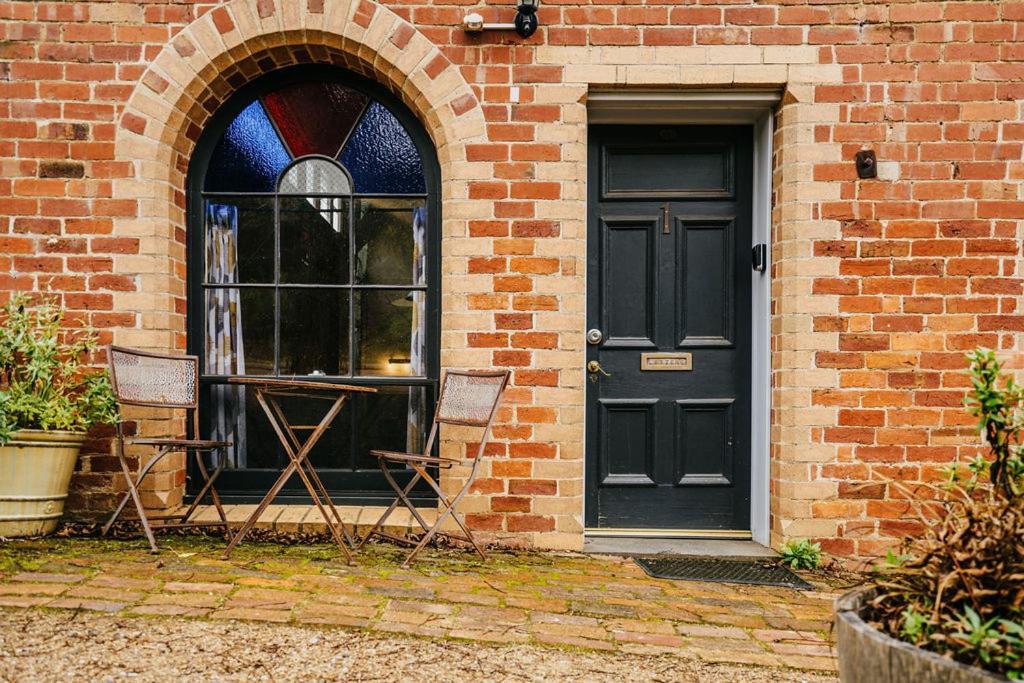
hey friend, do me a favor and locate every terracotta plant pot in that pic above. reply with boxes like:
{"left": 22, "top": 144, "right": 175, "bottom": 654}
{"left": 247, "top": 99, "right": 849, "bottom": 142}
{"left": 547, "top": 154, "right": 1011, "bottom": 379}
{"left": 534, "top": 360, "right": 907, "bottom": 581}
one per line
{"left": 835, "top": 587, "right": 1006, "bottom": 683}
{"left": 0, "top": 429, "right": 86, "bottom": 538}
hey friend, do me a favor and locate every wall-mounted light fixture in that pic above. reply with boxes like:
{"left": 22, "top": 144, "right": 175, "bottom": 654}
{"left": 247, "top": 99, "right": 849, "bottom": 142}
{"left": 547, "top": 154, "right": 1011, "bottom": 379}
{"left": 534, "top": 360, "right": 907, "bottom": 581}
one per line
{"left": 855, "top": 149, "right": 877, "bottom": 179}
{"left": 462, "top": 1, "right": 541, "bottom": 39}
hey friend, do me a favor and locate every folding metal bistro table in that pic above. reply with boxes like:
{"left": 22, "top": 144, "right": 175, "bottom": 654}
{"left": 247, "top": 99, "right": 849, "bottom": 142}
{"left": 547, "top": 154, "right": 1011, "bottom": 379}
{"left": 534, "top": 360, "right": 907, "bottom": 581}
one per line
{"left": 220, "top": 377, "right": 377, "bottom": 563}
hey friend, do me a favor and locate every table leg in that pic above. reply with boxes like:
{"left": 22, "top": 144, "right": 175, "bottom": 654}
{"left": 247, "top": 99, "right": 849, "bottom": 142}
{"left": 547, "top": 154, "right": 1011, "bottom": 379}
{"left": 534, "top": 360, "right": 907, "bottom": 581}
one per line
{"left": 268, "top": 398, "right": 355, "bottom": 547}
{"left": 221, "top": 389, "right": 353, "bottom": 563}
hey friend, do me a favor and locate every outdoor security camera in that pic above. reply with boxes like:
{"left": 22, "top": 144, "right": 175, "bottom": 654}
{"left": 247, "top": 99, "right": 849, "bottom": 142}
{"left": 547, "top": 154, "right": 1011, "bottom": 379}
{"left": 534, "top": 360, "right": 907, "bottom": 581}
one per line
{"left": 514, "top": 0, "right": 540, "bottom": 38}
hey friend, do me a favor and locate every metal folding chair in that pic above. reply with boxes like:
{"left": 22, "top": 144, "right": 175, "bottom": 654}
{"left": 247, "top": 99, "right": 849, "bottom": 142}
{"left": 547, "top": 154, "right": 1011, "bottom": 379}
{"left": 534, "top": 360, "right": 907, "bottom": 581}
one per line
{"left": 102, "top": 345, "right": 233, "bottom": 552}
{"left": 358, "top": 370, "right": 510, "bottom": 567}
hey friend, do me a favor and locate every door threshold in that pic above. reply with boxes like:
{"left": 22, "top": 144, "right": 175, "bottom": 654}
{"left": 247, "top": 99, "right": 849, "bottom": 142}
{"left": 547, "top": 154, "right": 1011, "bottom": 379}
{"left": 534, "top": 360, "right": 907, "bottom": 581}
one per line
{"left": 585, "top": 527, "right": 752, "bottom": 540}
{"left": 584, "top": 535, "right": 774, "bottom": 559}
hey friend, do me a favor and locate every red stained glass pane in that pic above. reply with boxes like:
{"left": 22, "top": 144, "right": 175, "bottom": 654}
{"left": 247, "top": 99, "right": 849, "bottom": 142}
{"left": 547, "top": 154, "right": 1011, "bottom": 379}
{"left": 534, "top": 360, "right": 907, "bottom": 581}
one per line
{"left": 262, "top": 82, "right": 368, "bottom": 158}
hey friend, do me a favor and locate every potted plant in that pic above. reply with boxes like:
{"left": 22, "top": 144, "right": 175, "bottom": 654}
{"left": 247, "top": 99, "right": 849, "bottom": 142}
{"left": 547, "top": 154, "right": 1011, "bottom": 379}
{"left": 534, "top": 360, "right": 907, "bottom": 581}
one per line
{"left": 835, "top": 349, "right": 1024, "bottom": 682}
{"left": 0, "top": 294, "right": 118, "bottom": 538}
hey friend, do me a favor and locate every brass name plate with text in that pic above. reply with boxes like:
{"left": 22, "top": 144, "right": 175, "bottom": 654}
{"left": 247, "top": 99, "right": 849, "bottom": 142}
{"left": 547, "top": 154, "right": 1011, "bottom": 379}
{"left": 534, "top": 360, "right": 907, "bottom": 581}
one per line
{"left": 640, "top": 353, "right": 692, "bottom": 371}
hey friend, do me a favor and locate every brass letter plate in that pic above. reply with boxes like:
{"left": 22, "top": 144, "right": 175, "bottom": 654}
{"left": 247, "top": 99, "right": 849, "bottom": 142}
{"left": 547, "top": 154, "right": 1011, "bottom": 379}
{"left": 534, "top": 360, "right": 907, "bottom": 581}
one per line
{"left": 641, "top": 352, "right": 692, "bottom": 371}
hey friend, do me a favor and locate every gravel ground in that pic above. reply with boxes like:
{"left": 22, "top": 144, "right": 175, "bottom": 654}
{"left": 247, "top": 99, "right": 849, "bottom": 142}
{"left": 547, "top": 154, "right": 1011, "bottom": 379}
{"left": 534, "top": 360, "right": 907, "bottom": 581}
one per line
{"left": 0, "top": 609, "right": 836, "bottom": 683}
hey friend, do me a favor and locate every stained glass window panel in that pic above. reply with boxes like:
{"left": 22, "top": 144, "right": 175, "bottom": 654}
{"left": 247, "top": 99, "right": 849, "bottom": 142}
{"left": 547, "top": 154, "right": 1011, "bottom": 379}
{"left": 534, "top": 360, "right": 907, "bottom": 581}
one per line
{"left": 204, "top": 101, "right": 290, "bottom": 193}
{"left": 339, "top": 102, "right": 426, "bottom": 194}
{"left": 196, "top": 73, "right": 436, "bottom": 498}
{"left": 262, "top": 81, "right": 368, "bottom": 158}
{"left": 279, "top": 158, "right": 351, "bottom": 195}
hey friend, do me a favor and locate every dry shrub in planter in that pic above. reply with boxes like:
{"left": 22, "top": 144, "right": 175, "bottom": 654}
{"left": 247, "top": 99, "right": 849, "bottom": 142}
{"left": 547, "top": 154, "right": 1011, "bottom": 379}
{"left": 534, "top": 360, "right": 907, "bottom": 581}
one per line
{"left": 866, "top": 349, "right": 1024, "bottom": 679}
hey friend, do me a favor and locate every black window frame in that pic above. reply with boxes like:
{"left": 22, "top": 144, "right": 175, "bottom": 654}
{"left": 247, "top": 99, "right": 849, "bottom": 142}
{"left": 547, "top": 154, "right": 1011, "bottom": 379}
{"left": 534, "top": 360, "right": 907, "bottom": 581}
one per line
{"left": 185, "top": 65, "right": 441, "bottom": 505}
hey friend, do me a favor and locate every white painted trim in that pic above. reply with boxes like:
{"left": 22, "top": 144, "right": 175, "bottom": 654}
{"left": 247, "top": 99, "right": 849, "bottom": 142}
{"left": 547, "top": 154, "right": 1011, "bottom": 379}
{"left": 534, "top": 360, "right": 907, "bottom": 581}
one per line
{"left": 584, "top": 89, "right": 779, "bottom": 548}
{"left": 588, "top": 88, "right": 783, "bottom": 125}
{"left": 749, "top": 111, "right": 774, "bottom": 548}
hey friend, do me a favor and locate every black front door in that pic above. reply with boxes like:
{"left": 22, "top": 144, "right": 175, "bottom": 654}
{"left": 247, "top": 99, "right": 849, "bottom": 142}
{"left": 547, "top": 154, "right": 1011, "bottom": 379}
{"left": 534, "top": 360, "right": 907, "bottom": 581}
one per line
{"left": 585, "top": 125, "right": 753, "bottom": 532}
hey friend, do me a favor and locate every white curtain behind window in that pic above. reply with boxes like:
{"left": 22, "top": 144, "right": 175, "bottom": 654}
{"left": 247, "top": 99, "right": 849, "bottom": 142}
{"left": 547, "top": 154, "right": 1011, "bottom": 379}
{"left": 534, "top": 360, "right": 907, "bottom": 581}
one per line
{"left": 205, "top": 203, "right": 247, "bottom": 467}
{"left": 406, "top": 207, "right": 427, "bottom": 454}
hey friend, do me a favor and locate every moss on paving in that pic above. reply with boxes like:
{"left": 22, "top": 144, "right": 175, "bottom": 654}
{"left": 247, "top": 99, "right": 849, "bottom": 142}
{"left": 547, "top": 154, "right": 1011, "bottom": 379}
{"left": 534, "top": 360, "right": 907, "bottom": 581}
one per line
{"left": 0, "top": 534, "right": 570, "bottom": 583}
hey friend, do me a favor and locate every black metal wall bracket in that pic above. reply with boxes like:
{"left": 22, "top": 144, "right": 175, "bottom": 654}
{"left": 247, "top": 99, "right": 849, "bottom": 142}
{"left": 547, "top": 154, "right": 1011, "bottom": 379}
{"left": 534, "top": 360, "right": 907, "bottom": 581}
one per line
{"left": 752, "top": 243, "right": 768, "bottom": 272}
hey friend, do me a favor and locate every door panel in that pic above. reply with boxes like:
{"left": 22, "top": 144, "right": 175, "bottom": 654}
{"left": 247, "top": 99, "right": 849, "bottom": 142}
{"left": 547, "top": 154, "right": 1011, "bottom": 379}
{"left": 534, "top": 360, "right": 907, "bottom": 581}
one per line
{"left": 677, "top": 218, "right": 734, "bottom": 347}
{"left": 586, "top": 125, "right": 753, "bottom": 532}
{"left": 599, "top": 399, "right": 658, "bottom": 486}
{"left": 601, "top": 217, "right": 658, "bottom": 346}
{"left": 675, "top": 399, "right": 734, "bottom": 486}
{"left": 601, "top": 144, "right": 734, "bottom": 198}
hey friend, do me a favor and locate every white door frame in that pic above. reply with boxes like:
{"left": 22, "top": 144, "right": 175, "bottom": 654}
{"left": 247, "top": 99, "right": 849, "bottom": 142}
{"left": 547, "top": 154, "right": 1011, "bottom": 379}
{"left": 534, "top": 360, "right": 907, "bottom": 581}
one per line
{"left": 586, "top": 89, "right": 780, "bottom": 546}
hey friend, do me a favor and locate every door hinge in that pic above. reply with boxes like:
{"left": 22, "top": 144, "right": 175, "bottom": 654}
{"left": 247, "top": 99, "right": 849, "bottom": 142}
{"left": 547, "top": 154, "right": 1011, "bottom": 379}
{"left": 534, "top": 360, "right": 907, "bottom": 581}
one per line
{"left": 752, "top": 244, "right": 768, "bottom": 272}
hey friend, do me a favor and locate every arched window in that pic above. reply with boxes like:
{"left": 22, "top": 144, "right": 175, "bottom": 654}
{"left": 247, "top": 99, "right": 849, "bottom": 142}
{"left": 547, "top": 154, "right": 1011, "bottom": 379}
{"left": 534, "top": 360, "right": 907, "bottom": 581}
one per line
{"left": 187, "top": 69, "right": 439, "bottom": 503}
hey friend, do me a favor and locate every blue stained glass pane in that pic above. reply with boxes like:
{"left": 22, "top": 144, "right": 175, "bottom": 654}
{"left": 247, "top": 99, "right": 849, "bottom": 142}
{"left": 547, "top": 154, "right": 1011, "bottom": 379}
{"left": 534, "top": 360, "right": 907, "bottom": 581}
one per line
{"left": 339, "top": 102, "right": 426, "bottom": 194}
{"left": 204, "top": 101, "right": 291, "bottom": 193}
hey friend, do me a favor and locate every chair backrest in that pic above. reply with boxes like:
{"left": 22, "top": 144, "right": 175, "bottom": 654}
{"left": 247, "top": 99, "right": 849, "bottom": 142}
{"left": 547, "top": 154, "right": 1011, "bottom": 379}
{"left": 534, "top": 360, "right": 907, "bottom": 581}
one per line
{"left": 107, "top": 345, "right": 199, "bottom": 409}
{"left": 435, "top": 370, "right": 510, "bottom": 427}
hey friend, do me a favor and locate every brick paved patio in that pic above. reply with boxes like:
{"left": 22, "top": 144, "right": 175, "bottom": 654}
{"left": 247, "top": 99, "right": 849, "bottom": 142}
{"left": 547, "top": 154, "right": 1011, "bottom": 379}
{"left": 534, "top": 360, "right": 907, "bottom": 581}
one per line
{"left": 0, "top": 536, "right": 839, "bottom": 675}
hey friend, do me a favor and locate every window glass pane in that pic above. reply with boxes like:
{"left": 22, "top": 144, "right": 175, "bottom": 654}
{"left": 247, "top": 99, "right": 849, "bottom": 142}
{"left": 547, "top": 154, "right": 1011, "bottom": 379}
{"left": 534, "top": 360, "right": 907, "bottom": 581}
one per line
{"left": 279, "top": 288, "right": 350, "bottom": 376}
{"left": 354, "top": 290, "right": 425, "bottom": 377}
{"left": 354, "top": 199, "right": 426, "bottom": 286}
{"left": 276, "top": 394, "right": 354, "bottom": 472}
{"left": 204, "top": 198, "right": 274, "bottom": 284}
{"left": 204, "top": 384, "right": 273, "bottom": 468}
{"left": 279, "top": 158, "right": 351, "bottom": 195}
{"left": 339, "top": 101, "right": 426, "bottom": 194}
{"left": 353, "top": 386, "right": 430, "bottom": 469}
{"left": 203, "top": 288, "right": 274, "bottom": 376}
{"left": 204, "top": 101, "right": 291, "bottom": 193}
{"left": 279, "top": 196, "right": 350, "bottom": 285}
{"left": 262, "top": 81, "right": 368, "bottom": 158}
{"left": 205, "top": 386, "right": 354, "bottom": 471}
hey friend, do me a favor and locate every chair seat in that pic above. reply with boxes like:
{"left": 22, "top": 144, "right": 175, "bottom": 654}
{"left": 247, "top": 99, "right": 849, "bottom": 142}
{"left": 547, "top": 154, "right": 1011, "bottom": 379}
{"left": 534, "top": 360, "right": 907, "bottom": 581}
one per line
{"left": 370, "top": 450, "right": 460, "bottom": 468}
{"left": 126, "top": 437, "right": 232, "bottom": 449}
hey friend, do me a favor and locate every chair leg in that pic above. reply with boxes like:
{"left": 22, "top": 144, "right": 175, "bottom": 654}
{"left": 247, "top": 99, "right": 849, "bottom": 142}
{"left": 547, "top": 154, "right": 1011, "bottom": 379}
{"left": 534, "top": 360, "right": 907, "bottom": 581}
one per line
{"left": 381, "top": 463, "right": 437, "bottom": 533}
{"left": 403, "top": 466, "right": 486, "bottom": 567}
{"left": 356, "top": 461, "right": 425, "bottom": 550}
{"left": 102, "top": 447, "right": 169, "bottom": 536}
{"left": 106, "top": 448, "right": 159, "bottom": 553}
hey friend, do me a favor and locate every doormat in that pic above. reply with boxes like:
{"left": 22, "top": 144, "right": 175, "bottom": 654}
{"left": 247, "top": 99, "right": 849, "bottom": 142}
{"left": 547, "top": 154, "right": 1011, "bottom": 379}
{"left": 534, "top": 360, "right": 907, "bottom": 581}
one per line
{"left": 635, "top": 557, "right": 812, "bottom": 590}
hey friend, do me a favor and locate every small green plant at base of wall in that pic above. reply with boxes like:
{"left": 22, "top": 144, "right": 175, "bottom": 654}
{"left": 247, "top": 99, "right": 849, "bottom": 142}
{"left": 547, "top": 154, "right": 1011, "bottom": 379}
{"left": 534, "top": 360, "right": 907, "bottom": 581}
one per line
{"left": 780, "top": 538, "right": 821, "bottom": 570}
{"left": 0, "top": 294, "right": 118, "bottom": 444}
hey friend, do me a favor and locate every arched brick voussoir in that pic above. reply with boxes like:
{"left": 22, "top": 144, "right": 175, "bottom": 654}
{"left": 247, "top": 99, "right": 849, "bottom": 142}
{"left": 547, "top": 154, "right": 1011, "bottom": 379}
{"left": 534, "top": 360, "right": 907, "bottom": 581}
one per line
{"left": 115, "top": 0, "right": 485, "bottom": 196}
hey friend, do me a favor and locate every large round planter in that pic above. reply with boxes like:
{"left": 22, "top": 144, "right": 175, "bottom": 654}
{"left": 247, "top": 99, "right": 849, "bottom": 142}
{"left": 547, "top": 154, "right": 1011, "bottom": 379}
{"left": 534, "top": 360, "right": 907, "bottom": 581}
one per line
{"left": 835, "top": 587, "right": 1006, "bottom": 682}
{"left": 0, "top": 429, "right": 86, "bottom": 538}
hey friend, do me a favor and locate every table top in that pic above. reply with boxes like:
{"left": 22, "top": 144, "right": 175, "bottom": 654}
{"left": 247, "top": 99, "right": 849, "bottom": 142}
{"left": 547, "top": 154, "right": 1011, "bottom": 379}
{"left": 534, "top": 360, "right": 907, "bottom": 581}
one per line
{"left": 227, "top": 377, "right": 378, "bottom": 393}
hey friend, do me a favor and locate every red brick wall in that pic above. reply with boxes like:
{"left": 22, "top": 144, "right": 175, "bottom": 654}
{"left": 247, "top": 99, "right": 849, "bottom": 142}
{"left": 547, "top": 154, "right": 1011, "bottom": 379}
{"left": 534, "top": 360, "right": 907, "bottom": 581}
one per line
{"left": 0, "top": 0, "right": 1021, "bottom": 556}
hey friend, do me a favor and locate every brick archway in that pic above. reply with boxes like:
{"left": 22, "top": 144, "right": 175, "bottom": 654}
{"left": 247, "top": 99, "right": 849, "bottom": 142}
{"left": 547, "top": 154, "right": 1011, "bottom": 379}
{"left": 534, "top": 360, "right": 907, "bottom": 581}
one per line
{"left": 106, "top": 0, "right": 485, "bottom": 511}
{"left": 111, "top": 0, "right": 482, "bottom": 352}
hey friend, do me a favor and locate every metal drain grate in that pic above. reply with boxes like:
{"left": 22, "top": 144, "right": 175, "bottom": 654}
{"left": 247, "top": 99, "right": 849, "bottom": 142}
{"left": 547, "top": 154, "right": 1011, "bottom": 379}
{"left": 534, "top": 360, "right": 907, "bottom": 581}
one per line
{"left": 635, "top": 557, "right": 812, "bottom": 590}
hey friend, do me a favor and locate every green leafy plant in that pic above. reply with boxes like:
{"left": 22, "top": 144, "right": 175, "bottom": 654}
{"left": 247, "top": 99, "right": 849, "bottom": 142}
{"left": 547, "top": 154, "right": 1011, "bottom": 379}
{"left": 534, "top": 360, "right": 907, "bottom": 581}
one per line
{"left": 951, "top": 608, "right": 1024, "bottom": 678}
{"left": 899, "top": 604, "right": 931, "bottom": 645}
{"left": 964, "top": 348, "right": 1024, "bottom": 497}
{"left": 780, "top": 538, "right": 821, "bottom": 570}
{"left": 867, "top": 349, "right": 1024, "bottom": 679}
{"left": 0, "top": 294, "right": 118, "bottom": 443}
